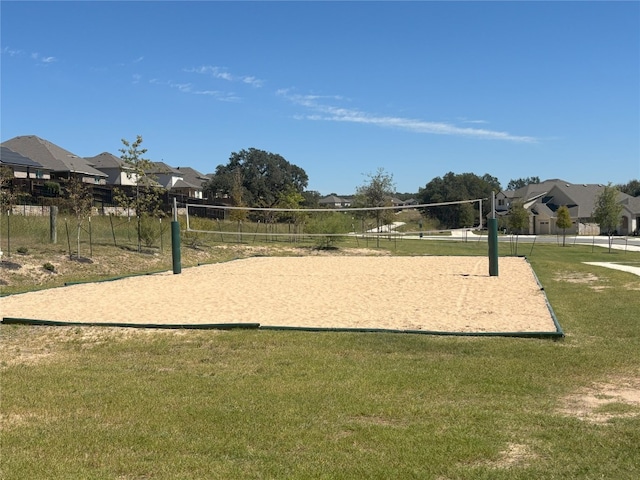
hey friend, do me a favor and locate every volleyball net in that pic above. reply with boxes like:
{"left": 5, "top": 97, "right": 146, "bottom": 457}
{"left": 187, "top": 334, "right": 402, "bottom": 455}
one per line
{"left": 183, "top": 198, "right": 486, "bottom": 243}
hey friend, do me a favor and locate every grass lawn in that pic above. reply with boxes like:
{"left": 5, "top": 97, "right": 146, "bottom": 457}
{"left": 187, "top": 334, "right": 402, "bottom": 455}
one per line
{"left": 1, "top": 230, "right": 640, "bottom": 479}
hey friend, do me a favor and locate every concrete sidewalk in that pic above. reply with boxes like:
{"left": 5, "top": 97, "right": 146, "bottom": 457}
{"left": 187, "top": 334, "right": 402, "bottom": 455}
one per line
{"left": 583, "top": 262, "right": 640, "bottom": 277}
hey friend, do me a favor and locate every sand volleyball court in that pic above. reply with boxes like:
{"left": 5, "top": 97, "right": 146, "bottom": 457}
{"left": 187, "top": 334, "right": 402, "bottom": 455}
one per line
{"left": 0, "top": 256, "right": 558, "bottom": 334}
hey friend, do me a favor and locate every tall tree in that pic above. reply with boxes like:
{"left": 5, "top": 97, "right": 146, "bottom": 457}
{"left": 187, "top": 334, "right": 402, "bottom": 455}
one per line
{"left": 301, "top": 190, "right": 321, "bottom": 208}
{"left": 353, "top": 168, "right": 396, "bottom": 247}
{"left": 593, "top": 183, "right": 623, "bottom": 253}
{"left": 113, "top": 135, "right": 163, "bottom": 252}
{"left": 507, "top": 176, "right": 540, "bottom": 191}
{"left": 555, "top": 205, "right": 572, "bottom": 247}
{"left": 419, "top": 172, "right": 500, "bottom": 228}
{"left": 204, "top": 148, "right": 308, "bottom": 210}
{"left": 616, "top": 179, "right": 640, "bottom": 197}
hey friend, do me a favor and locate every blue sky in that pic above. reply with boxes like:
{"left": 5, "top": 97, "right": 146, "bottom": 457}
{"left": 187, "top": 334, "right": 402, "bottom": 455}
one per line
{"left": 2, "top": 1, "right": 639, "bottom": 195}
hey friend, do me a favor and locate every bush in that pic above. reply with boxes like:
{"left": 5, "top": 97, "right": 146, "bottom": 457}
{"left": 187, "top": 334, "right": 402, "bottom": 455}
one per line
{"left": 43, "top": 262, "right": 55, "bottom": 272}
{"left": 16, "top": 247, "right": 28, "bottom": 255}
{"left": 305, "top": 212, "right": 351, "bottom": 248}
{"left": 139, "top": 215, "right": 160, "bottom": 248}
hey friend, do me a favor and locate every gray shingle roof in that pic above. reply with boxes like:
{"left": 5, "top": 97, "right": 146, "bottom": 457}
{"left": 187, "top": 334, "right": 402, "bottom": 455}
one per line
{"left": 0, "top": 146, "right": 47, "bottom": 169}
{"left": 85, "top": 152, "right": 128, "bottom": 170}
{"left": 174, "top": 166, "right": 210, "bottom": 186}
{"left": 1, "top": 135, "right": 107, "bottom": 177}
{"left": 170, "top": 179, "right": 201, "bottom": 190}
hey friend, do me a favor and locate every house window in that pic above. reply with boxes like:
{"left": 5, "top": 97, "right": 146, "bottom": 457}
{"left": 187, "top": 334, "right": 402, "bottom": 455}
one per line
{"left": 498, "top": 199, "right": 505, "bottom": 206}
{"left": 35, "top": 170, "right": 44, "bottom": 179}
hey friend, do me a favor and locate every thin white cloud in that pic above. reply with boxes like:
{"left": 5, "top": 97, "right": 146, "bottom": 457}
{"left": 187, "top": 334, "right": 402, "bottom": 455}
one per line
{"left": 3, "top": 47, "right": 56, "bottom": 65}
{"left": 2, "top": 46, "right": 24, "bottom": 56}
{"left": 29, "top": 52, "right": 57, "bottom": 65}
{"left": 458, "top": 117, "right": 489, "bottom": 125}
{"left": 185, "top": 65, "right": 264, "bottom": 87}
{"left": 150, "top": 78, "right": 239, "bottom": 101}
{"left": 133, "top": 56, "right": 144, "bottom": 64}
{"left": 132, "top": 74, "right": 142, "bottom": 84}
{"left": 278, "top": 90, "right": 536, "bottom": 143}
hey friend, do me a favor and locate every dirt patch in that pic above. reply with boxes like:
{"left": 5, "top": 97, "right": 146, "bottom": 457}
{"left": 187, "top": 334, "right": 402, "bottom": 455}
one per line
{"left": 554, "top": 271, "right": 600, "bottom": 284}
{"left": 472, "top": 442, "right": 536, "bottom": 470}
{"left": 554, "top": 271, "right": 613, "bottom": 292}
{"left": 490, "top": 443, "right": 536, "bottom": 469}
{"left": 558, "top": 376, "right": 640, "bottom": 423}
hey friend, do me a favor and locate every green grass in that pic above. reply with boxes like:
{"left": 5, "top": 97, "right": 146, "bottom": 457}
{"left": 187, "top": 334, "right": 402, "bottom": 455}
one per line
{"left": 2, "top": 220, "right": 640, "bottom": 479}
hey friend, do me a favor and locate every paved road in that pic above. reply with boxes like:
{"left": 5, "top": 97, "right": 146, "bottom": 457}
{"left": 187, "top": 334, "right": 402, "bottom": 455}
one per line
{"left": 419, "top": 229, "right": 640, "bottom": 253}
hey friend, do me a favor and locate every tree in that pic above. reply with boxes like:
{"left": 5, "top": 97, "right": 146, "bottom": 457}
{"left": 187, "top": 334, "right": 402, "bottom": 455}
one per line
{"left": 352, "top": 168, "right": 396, "bottom": 246}
{"left": 556, "top": 205, "right": 572, "bottom": 247}
{"left": 507, "top": 201, "right": 529, "bottom": 255}
{"left": 0, "top": 166, "right": 16, "bottom": 257}
{"left": 593, "top": 183, "right": 623, "bottom": 253}
{"left": 301, "top": 190, "right": 321, "bottom": 208}
{"left": 616, "top": 179, "right": 640, "bottom": 197}
{"left": 204, "top": 148, "right": 308, "bottom": 210}
{"left": 0, "top": 166, "right": 15, "bottom": 211}
{"left": 226, "top": 169, "right": 249, "bottom": 242}
{"left": 113, "top": 135, "right": 163, "bottom": 252}
{"left": 419, "top": 172, "right": 500, "bottom": 229}
{"left": 65, "top": 177, "right": 93, "bottom": 259}
{"left": 507, "top": 176, "right": 540, "bottom": 191}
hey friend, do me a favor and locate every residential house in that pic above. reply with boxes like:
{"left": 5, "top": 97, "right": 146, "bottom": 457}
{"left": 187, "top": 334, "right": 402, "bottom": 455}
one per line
{"left": 498, "top": 179, "right": 640, "bottom": 235}
{"left": 319, "top": 195, "right": 352, "bottom": 208}
{"left": 174, "top": 166, "right": 211, "bottom": 200}
{"left": 0, "top": 146, "right": 51, "bottom": 181}
{"left": 1, "top": 135, "right": 107, "bottom": 185}
{"left": 85, "top": 152, "right": 137, "bottom": 186}
{"left": 150, "top": 162, "right": 204, "bottom": 200}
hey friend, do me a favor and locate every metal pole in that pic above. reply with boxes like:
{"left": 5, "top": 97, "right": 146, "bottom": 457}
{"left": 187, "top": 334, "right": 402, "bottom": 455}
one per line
{"left": 50, "top": 206, "right": 58, "bottom": 244}
{"left": 488, "top": 191, "right": 499, "bottom": 276}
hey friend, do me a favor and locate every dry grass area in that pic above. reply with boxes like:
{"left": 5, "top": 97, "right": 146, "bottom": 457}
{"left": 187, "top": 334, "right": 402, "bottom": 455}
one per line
{"left": 558, "top": 376, "right": 640, "bottom": 424}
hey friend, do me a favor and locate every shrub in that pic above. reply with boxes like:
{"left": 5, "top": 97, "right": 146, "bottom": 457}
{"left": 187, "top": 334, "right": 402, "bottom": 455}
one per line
{"left": 16, "top": 247, "right": 28, "bottom": 255}
{"left": 43, "top": 262, "right": 55, "bottom": 272}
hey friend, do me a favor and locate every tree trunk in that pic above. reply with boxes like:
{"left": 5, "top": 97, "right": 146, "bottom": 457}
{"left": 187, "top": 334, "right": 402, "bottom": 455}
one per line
{"left": 76, "top": 223, "right": 81, "bottom": 259}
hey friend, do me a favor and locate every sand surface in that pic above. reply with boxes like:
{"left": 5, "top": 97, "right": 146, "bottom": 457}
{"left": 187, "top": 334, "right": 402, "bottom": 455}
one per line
{"left": 0, "top": 256, "right": 557, "bottom": 333}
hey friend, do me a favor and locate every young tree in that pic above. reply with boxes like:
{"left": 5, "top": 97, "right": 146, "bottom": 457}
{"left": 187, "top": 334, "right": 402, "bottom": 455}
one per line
{"left": 65, "top": 177, "right": 93, "bottom": 259}
{"left": 0, "top": 166, "right": 15, "bottom": 211}
{"left": 0, "top": 166, "right": 16, "bottom": 257}
{"left": 228, "top": 169, "right": 248, "bottom": 242}
{"left": 593, "top": 183, "right": 623, "bottom": 253}
{"left": 354, "top": 168, "right": 396, "bottom": 247}
{"left": 113, "top": 136, "right": 163, "bottom": 252}
{"left": 555, "top": 205, "right": 572, "bottom": 247}
{"left": 508, "top": 201, "right": 529, "bottom": 255}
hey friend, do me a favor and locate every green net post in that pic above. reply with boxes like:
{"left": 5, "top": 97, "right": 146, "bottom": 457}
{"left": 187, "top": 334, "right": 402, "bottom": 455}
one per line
{"left": 488, "top": 217, "right": 498, "bottom": 276}
{"left": 171, "top": 198, "right": 181, "bottom": 274}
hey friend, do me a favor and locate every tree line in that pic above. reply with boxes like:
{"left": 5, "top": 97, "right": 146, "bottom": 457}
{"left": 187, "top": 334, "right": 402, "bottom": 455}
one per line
{"left": 2, "top": 135, "right": 637, "bottom": 251}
